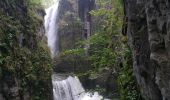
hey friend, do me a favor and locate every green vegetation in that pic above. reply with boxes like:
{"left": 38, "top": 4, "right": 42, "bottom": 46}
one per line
{"left": 0, "top": 0, "right": 142, "bottom": 99}
{"left": 61, "top": 0, "right": 141, "bottom": 99}
{"left": 0, "top": 0, "right": 52, "bottom": 99}
{"left": 118, "top": 46, "right": 141, "bottom": 100}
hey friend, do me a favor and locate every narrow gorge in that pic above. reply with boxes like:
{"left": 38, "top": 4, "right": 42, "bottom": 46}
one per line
{"left": 1, "top": 0, "right": 170, "bottom": 100}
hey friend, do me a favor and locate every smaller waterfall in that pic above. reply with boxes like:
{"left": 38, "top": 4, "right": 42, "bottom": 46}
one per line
{"left": 52, "top": 75, "right": 85, "bottom": 100}
{"left": 52, "top": 75, "right": 105, "bottom": 100}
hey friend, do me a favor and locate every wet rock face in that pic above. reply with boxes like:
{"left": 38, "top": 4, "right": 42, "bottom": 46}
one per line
{"left": 124, "top": 0, "right": 170, "bottom": 99}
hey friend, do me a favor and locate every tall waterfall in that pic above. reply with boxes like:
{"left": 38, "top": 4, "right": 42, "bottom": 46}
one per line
{"left": 44, "top": 0, "right": 60, "bottom": 57}
{"left": 44, "top": 1, "right": 107, "bottom": 100}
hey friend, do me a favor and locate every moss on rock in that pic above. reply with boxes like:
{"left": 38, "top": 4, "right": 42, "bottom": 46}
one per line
{"left": 0, "top": 0, "right": 52, "bottom": 100}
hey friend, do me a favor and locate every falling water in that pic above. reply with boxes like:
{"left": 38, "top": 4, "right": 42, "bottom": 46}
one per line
{"left": 44, "top": 1, "right": 108, "bottom": 100}
{"left": 52, "top": 75, "right": 104, "bottom": 100}
{"left": 44, "top": 0, "right": 60, "bottom": 57}
{"left": 52, "top": 75, "right": 85, "bottom": 100}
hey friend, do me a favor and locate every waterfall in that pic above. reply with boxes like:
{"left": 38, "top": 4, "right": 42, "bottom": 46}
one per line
{"left": 52, "top": 75, "right": 85, "bottom": 100}
{"left": 44, "top": 0, "right": 60, "bottom": 57}
{"left": 52, "top": 75, "right": 104, "bottom": 100}
{"left": 44, "top": 1, "right": 109, "bottom": 100}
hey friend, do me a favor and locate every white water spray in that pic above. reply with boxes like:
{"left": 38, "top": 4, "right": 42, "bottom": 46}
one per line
{"left": 52, "top": 75, "right": 104, "bottom": 100}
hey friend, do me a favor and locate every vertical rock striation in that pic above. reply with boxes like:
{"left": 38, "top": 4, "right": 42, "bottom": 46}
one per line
{"left": 124, "top": 0, "right": 170, "bottom": 99}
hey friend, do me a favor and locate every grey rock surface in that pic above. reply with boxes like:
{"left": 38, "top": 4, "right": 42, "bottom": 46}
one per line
{"left": 124, "top": 0, "right": 170, "bottom": 99}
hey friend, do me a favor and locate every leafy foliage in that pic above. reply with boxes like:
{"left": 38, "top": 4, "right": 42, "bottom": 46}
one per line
{"left": 62, "top": 0, "right": 123, "bottom": 74}
{"left": 118, "top": 46, "right": 142, "bottom": 100}
{"left": 0, "top": 1, "right": 52, "bottom": 99}
{"left": 61, "top": 0, "right": 141, "bottom": 99}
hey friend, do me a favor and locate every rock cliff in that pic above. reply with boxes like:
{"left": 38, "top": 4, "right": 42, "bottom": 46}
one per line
{"left": 0, "top": 0, "right": 52, "bottom": 100}
{"left": 54, "top": 0, "right": 94, "bottom": 73}
{"left": 124, "top": 0, "right": 170, "bottom": 99}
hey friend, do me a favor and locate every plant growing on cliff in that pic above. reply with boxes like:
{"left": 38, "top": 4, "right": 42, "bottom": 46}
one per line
{"left": 0, "top": 0, "right": 52, "bottom": 99}
{"left": 61, "top": 0, "right": 123, "bottom": 74}
{"left": 61, "top": 0, "right": 141, "bottom": 99}
{"left": 118, "top": 46, "right": 142, "bottom": 100}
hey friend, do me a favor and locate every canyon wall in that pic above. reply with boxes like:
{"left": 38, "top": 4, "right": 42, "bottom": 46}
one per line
{"left": 124, "top": 0, "right": 170, "bottom": 99}
{"left": 0, "top": 0, "right": 52, "bottom": 100}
